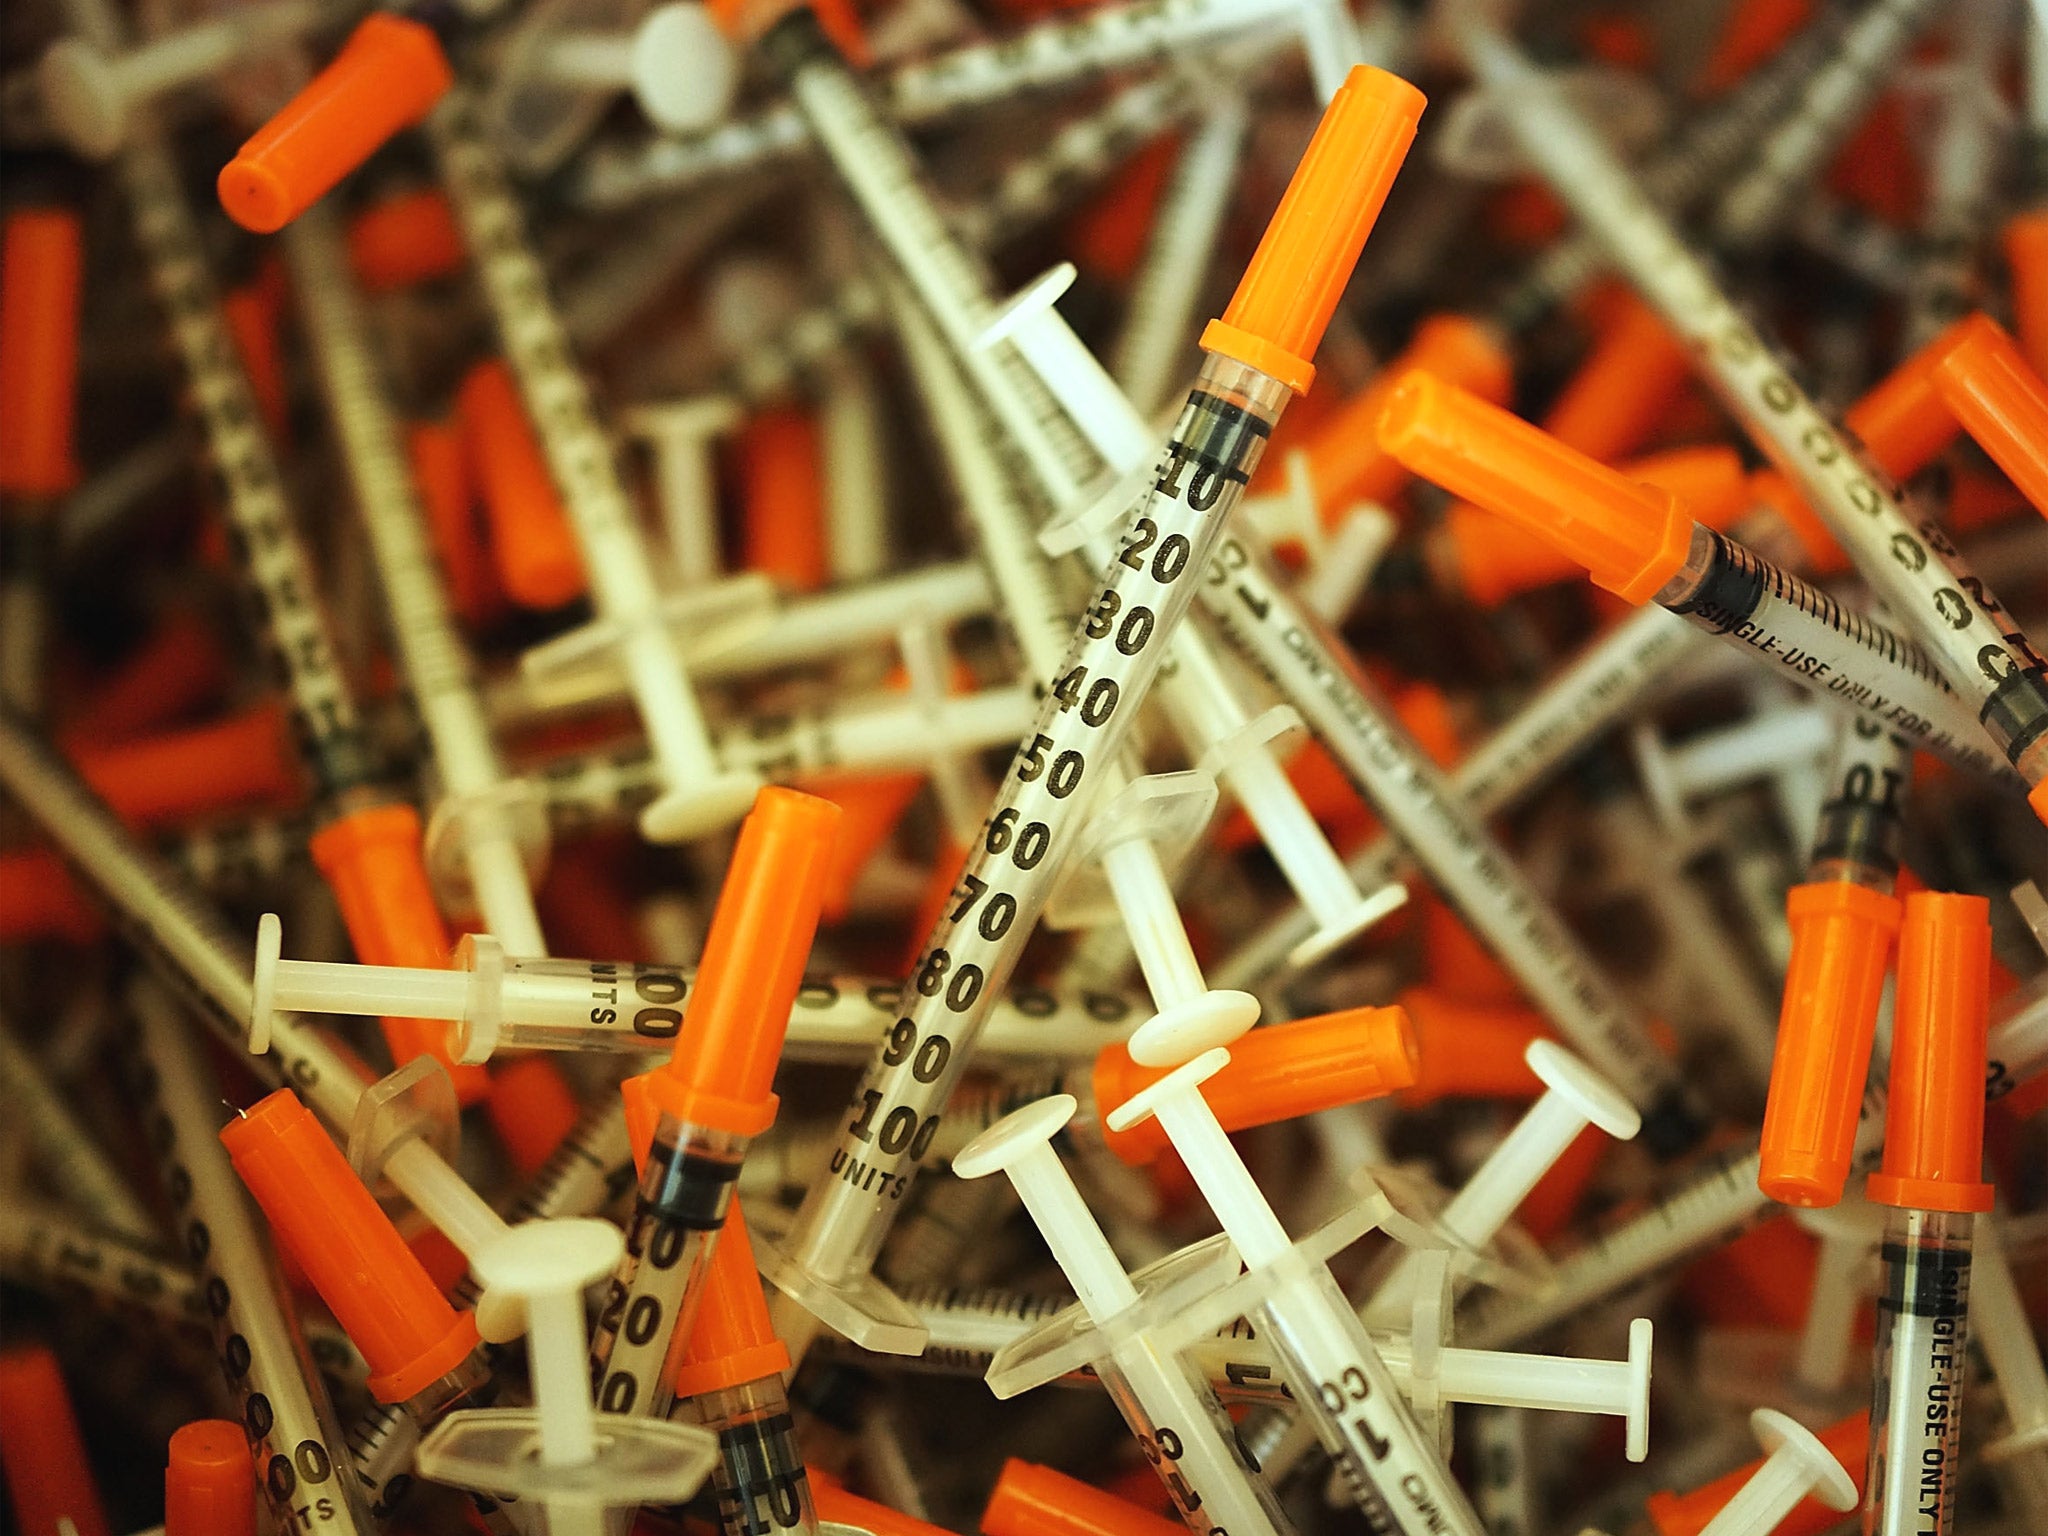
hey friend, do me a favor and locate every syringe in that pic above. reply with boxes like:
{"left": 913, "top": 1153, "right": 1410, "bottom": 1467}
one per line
{"left": 750, "top": 59, "right": 1421, "bottom": 1354}
{"left": 1376, "top": 373, "right": 2011, "bottom": 780}
{"left": 426, "top": 87, "right": 765, "bottom": 844}
{"left": 669, "top": 1198, "right": 824, "bottom": 1536}
{"left": 81, "top": 12, "right": 484, "bottom": 1092}
{"left": 570, "top": 0, "right": 1303, "bottom": 210}
{"left": 221, "top": 1087, "right": 517, "bottom": 1531}
{"left": 533, "top": 683, "right": 1036, "bottom": 833}
{"left": 954, "top": 1097, "right": 1296, "bottom": 1536}
{"left": 1860, "top": 894, "right": 1995, "bottom": 1536}
{"left": 1103, "top": 1009, "right": 1488, "bottom": 1536}
{"left": 278, "top": 202, "right": 549, "bottom": 956}
{"left": 585, "top": 789, "right": 839, "bottom": 1422}
{"left": 1454, "top": 15, "right": 2048, "bottom": 822}
{"left": 1708, "top": 0, "right": 1944, "bottom": 255}
{"left": 812, "top": 1278, "right": 1654, "bottom": 1434}
{"left": 247, "top": 919, "right": 1148, "bottom": 1065}
{"left": 124, "top": 978, "right": 376, "bottom": 1536}
{"left": 0, "top": 1193, "right": 218, "bottom": 1340}
{"left": 1758, "top": 710, "right": 1913, "bottom": 1209}
{"left": 1215, "top": 605, "right": 1703, "bottom": 991}
{"left": 928, "top": 1003, "right": 1418, "bottom": 1167}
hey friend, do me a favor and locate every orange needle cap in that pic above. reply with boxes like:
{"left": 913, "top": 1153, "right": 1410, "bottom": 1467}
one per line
{"left": 348, "top": 187, "right": 467, "bottom": 293}
{"left": 218, "top": 15, "right": 453, "bottom": 234}
{"left": 2002, "top": 209, "right": 2048, "bottom": 380}
{"left": 1093, "top": 1004, "right": 1417, "bottom": 1164}
{"left": 1927, "top": 313, "right": 2048, "bottom": 518}
{"left": 627, "top": 787, "right": 842, "bottom": 1142}
{"left": 1376, "top": 371, "right": 1693, "bottom": 604}
{"left": 1201, "top": 66, "right": 1426, "bottom": 396}
{"left": 0, "top": 1346, "right": 109, "bottom": 1536}
{"left": 308, "top": 804, "right": 488, "bottom": 1103}
{"left": 165, "top": 1421, "right": 256, "bottom": 1536}
{"left": 1866, "top": 892, "right": 1994, "bottom": 1212}
{"left": 1757, "top": 881, "right": 1902, "bottom": 1207}
{"left": 1302, "top": 312, "right": 1514, "bottom": 516}
{"left": 983, "top": 1459, "right": 1186, "bottom": 1536}
{"left": 668, "top": 1197, "right": 790, "bottom": 1397}
{"left": 0, "top": 208, "right": 84, "bottom": 499}
{"left": 221, "top": 1088, "right": 480, "bottom": 1402}
{"left": 456, "top": 359, "right": 588, "bottom": 610}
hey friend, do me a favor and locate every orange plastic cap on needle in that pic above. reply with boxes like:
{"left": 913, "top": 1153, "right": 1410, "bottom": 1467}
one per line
{"left": 308, "top": 803, "right": 488, "bottom": 1103}
{"left": 348, "top": 188, "right": 467, "bottom": 293}
{"left": 1757, "top": 881, "right": 1901, "bottom": 1207}
{"left": 2003, "top": 209, "right": 2048, "bottom": 380}
{"left": 1867, "top": 892, "right": 1994, "bottom": 1212}
{"left": 983, "top": 1459, "right": 1186, "bottom": 1536}
{"left": 1303, "top": 313, "right": 1514, "bottom": 516}
{"left": 1395, "top": 987, "right": 1550, "bottom": 1104}
{"left": 218, "top": 15, "right": 453, "bottom": 234}
{"left": 73, "top": 703, "right": 302, "bottom": 828}
{"left": 739, "top": 406, "right": 828, "bottom": 592}
{"left": 456, "top": 359, "right": 588, "bottom": 610}
{"left": 1845, "top": 317, "right": 1971, "bottom": 480}
{"left": 484, "top": 1054, "right": 582, "bottom": 1178}
{"left": 1201, "top": 66, "right": 1425, "bottom": 396}
{"left": 0, "top": 208, "right": 84, "bottom": 499}
{"left": 221, "top": 1089, "right": 480, "bottom": 1402}
{"left": 668, "top": 1197, "right": 791, "bottom": 1398}
{"left": 1093, "top": 1004, "right": 1417, "bottom": 1164}
{"left": 1927, "top": 314, "right": 2048, "bottom": 518}
{"left": 0, "top": 1346, "right": 110, "bottom": 1536}
{"left": 1377, "top": 372, "right": 1693, "bottom": 604}
{"left": 165, "top": 1421, "right": 256, "bottom": 1536}
{"left": 1542, "top": 290, "right": 1693, "bottom": 464}
{"left": 632, "top": 787, "right": 842, "bottom": 1139}
{"left": 407, "top": 418, "right": 499, "bottom": 629}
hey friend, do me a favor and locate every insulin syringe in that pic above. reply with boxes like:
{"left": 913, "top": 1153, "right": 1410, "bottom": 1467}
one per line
{"left": 577, "top": 0, "right": 1302, "bottom": 207}
{"left": 1104, "top": 1009, "right": 1488, "bottom": 1536}
{"left": 247, "top": 925, "right": 1150, "bottom": 1065}
{"left": 751, "top": 60, "right": 1421, "bottom": 1355}
{"left": 427, "top": 85, "right": 764, "bottom": 844}
{"left": 1376, "top": 373, "right": 2011, "bottom": 781}
{"left": 584, "top": 790, "right": 839, "bottom": 1424}
{"left": 279, "top": 202, "right": 549, "bottom": 956}
{"left": 1454, "top": 14, "right": 2048, "bottom": 822}
{"left": 955, "top": 1098, "right": 1296, "bottom": 1536}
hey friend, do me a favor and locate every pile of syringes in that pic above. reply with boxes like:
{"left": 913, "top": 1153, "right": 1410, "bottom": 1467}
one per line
{"left": 3, "top": 0, "right": 2048, "bottom": 1533}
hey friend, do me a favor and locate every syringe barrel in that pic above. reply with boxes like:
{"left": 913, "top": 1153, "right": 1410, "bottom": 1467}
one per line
{"left": 1253, "top": 1255, "right": 1485, "bottom": 1536}
{"left": 1864, "top": 1206, "right": 1976, "bottom": 1536}
{"left": 676, "top": 1376, "right": 819, "bottom": 1536}
{"left": 772, "top": 354, "right": 1286, "bottom": 1304}
{"left": 1092, "top": 1346, "right": 1290, "bottom": 1536}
